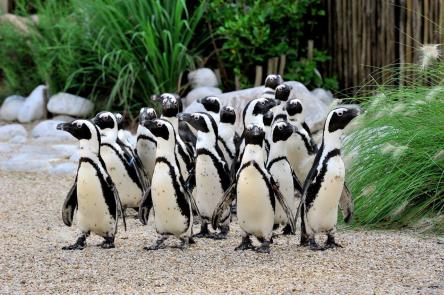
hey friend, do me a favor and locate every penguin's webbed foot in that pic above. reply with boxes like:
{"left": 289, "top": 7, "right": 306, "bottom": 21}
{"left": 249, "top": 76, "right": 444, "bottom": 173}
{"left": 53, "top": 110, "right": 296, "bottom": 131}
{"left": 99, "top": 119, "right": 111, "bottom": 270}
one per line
{"left": 255, "top": 240, "right": 271, "bottom": 254}
{"left": 99, "top": 237, "right": 115, "bottom": 249}
{"left": 325, "top": 234, "right": 343, "bottom": 249}
{"left": 309, "top": 238, "right": 325, "bottom": 251}
{"left": 144, "top": 236, "right": 167, "bottom": 251}
{"left": 62, "top": 235, "right": 86, "bottom": 250}
{"left": 211, "top": 226, "right": 229, "bottom": 240}
{"left": 235, "top": 236, "right": 254, "bottom": 251}
{"left": 193, "top": 223, "right": 212, "bottom": 238}
{"left": 300, "top": 234, "right": 309, "bottom": 247}
{"left": 172, "top": 237, "right": 194, "bottom": 250}
{"left": 282, "top": 224, "right": 294, "bottom": 235}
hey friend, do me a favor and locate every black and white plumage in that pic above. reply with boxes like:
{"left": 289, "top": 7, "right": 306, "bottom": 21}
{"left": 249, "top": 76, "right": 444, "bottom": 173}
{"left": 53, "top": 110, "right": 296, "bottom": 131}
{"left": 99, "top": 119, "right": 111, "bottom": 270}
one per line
{"left": 135, "top": 107, "right": 158, "bottom": 183}
{"left": 263, "top": 74, "right": 283, "bottom": 100}
{"left": 115, "top": 113, "right": 133, "bottom": 150}
{"left": 218, "top": 106, "right": 239, "bottom": 169}
{"left": 92, "top": 112, "right": 147, "bottom": 210}
{"left": 157, "top": 93, "right": 194, "bottom": 180}
{"left": 271, "top": 84, "right": 292, "bottom": 122}
{"left": 266, "top": 121, "right": 302, "bottom": 234}
{"left": 197, "top": 96, "right": 221, "bottom": 124}
{"left": 138, "top": 118, "right": 196, "bottom": 250}
{"left": 180, "top": 112, "right": 231, "bottom": 239}
{"left": 299, "top": 107, "right": 360, "bottom": 251}
{"left": 213, "top": 124, "right": 295, "bottom": 253}
{"left": 262, "top": 110, "right": 274, "bottom": 160}
{"left": 57, "top": 120, "right": 125, "bottom": 250}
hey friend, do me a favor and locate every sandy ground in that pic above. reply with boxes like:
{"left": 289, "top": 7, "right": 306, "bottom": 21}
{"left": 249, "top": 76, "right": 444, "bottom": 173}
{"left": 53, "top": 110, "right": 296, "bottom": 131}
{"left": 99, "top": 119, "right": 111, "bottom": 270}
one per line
{"left": 0, "top": 171, "right": 443, "bottom": 294}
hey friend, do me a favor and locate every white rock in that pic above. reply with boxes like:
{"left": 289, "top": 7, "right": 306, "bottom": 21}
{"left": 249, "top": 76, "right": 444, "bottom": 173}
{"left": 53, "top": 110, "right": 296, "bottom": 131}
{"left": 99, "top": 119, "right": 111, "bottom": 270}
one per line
{"left": 51, "top": 162, "right": 77, "bottom": 175}
{"left": 0, "top": 124, "right": 28, "bottom": 142}
{"left": 51, "top": 144, "right": 78, "bottom": 159}
{"left": 1, "top": 155, "right": 52, "bottom": 173}
{"left": 69, "top": 150, "right": 80, "bottom": 162}
{"left": 47, "top": 92, "right": 94, "bottom": 117}
{"left": 52, "top": 115, "right": 76, "bottom": 122}
{"left": 184, "top": 87, "right": 222, "bottom": 107}
{"left": 188, "top": 68, "right": 219, "bottom": 88}
{"left": 9, "top": 135, "right": 27, "bottom": 144}
{"left": 311, "top": 88, "right": 335, "bottom": 106}
{"left": 17, "top": 85, "right": 48, "bottom": 123}
{"left": 0, "top": 95, "right": 25, "bottom": 121}
{"left": 31, "top": 120, "right": 73, "bottom": 141}
{"left": 0, "top": 143, "right": 13, "bottom": 153}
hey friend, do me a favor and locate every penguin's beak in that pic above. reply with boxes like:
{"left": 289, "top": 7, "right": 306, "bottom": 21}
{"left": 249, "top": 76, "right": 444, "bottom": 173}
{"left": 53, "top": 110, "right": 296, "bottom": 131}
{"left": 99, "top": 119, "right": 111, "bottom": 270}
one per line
{"left": 141, "top": 118, "right": 156, "bottom": 130}
{"left": 56, "top": 122, "right": 75, "bottom": 134}
{"left": 178, "top": 113, "right": 192, "bottom": 123}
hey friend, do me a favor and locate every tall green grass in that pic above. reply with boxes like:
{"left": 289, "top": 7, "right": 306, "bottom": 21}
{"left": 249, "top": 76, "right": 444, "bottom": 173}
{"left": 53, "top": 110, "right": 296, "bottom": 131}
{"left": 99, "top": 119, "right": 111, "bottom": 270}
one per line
{"left": 1, "top": 0, "right": 205, "bottom": 115}
{"left": 344, "top": 64, "right": 444, "bottom": 233}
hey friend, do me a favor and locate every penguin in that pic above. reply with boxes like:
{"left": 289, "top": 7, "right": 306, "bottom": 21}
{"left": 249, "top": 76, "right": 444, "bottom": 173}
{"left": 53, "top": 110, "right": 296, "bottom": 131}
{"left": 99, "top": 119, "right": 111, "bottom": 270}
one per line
{"left": 286, "top": 99, "right": 354, "bottom": 223}
{"left": 212, "top": 124, "right": 295, "bottom": 253}
{"left": 179, "top": 112, "right": 231, "bottom": 239}
{"left": 271, "top": 84, "right": 292, "bottom": 122}
{"left": 57, "top": 120, "right": 125, "bottom": 250}
{"left": 266, "top": 121, "right": 303, "bottom": 235}
{"left": 262, "top": 110, "right": 274, "bottom": 160}
{"left": 138, "top": 118, "right": 196, "bottom": 250}
{"left": 115, "top": 113, "right": 133, "bottom": 150}
{"left": 299, "top": 107, "right": 360, "bottom": 250}
{"left": 218, "top": 106, "right": 240, "bottom": 169}
{"left": 157, "top": 93, "right": 194, "bottom": 180}
{"left": 197, "top": 96, "right": 221, "bottom": 123}
{"left": 92, "top": 112, "right": 147, "bottom": 210}
{"left": 262, "top": 74, "right": 283, "bottom": 100}
{"left": 135, "top": 107, "right": 158, "bottom": 183}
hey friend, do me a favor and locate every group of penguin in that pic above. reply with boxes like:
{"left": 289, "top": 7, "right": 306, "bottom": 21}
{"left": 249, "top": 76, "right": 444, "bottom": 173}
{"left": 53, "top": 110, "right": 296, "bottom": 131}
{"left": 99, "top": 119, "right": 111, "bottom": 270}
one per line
{"left": 57, "top": 74, "right": 360, "bottom": 253}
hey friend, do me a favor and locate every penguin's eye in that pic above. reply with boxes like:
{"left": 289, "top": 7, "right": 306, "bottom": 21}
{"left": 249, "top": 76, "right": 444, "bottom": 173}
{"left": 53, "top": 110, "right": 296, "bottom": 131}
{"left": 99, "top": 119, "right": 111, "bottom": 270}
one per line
{"left": 260, "top": 101, "right": 266, "bottom": 105}
{"left": 76, "top": 123, "right": 82, "bottom": 128}
{"left": 157, "top": 122, "right": 162, "bottom": 128}
{"left": 278, "top": 125, "right": 283, "bottom": 130}
{"left": 337, "top": 111, "right": 344, "bottom": 117}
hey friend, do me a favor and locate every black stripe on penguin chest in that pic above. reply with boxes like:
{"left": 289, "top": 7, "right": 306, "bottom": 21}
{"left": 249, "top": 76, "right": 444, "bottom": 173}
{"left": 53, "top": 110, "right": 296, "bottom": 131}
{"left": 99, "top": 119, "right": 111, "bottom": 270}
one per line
{"left": 305, "top": 149, "right": 341, "bottom": 211}
{"left": 79, "top": 158, "right": 117, "bottom": 220}
{"left": 196, "top": 148, "right": 230, "bottom": 191}
{"left": 238, "top": 161, "right": 276, "bottom": 211}
{"left": 137, "top": 134, "right": 157, "bottom": 146}
{"left": 218, "top": 136, "right": 235, "bottom": 160}
{"left": 102, "top": 143, "right": 143, "bottom": 190}
{"left": 155, "top": 157, "right": 191, "bottom": 221}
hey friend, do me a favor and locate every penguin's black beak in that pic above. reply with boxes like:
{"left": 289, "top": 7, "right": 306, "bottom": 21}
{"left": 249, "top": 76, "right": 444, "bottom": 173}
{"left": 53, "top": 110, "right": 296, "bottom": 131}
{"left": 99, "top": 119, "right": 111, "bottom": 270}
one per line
{"left": 178, "top": 113, "right": 192, "bottom": 123}
{"left": 141, "top": 118, "right": 157, "bottom": 130}
{"left": 56, "top": 122, "right": 75, "bottom": 134}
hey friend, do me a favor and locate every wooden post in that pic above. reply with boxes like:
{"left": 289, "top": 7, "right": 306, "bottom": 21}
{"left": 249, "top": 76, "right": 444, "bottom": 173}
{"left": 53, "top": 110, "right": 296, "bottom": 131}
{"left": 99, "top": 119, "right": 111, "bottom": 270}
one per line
{"left": 278, "top": 54, "right": 286, "bottom": 77}
{"left": 267, "top": 58, "right": 273, "bottom": 75}
{"left": 0, "top": 0, "right": 11, "bottom": 13}
{"left": 234, "top": 75, "right": 240, "bottom": 90}
{"left": 307, "top": 40, "right": 314, "bottom": 60}
{"left": 254, "top": 66, "right": 263, "bottom": 87}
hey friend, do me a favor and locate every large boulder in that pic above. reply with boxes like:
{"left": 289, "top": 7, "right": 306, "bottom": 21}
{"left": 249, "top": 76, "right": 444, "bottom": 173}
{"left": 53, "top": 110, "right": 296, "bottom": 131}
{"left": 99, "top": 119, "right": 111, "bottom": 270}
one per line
{"left": 47, "top": 93, "right": 94, "bottom": 117}
{"left": 31, "top": 119, "right": 73, "bottom": 141}
{"left": 51, "top": 162, "right": 77, "bottom": 175}
{"left": 188, "top": 68, "right": 219, "bottom": 89}
{"left": 311, "top": 88, "right": 335, "bottom": 106}
{"left": 184, "top": 86, "right": 222, "bottom": 107}
{"left": 0, "top": 124, "right": 27, "bottom": 142}
{"left": 17, "top": 85, "right": 48, "bottom": 123}
{"left": 0, "top": 95, "right": 25, "bottom": 121}
{"left": 1, "top": 154, "right": 52, "bottom": 173}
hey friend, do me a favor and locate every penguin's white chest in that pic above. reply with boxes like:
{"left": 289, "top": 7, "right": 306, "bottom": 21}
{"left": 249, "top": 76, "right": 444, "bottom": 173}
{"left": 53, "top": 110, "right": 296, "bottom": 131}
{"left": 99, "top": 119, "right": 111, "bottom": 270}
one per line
{"left": 76, "top": 162, "right": 115, "bottom": 236}
{"left": 269, "top": 160, "right": 299, "bottom": 224}
{"left": 307, "top": 157, "right": 345, "bottom": 233}
{"left": 136, "top": 139, "right": 156, "bottom": 180}
{"left": 101, "top": 145, "right": 142, "bottom": 208}
{"left": 151, "top": 162, "right": 189, "bottom": 236}
{"left": 287, "top": 135, "right": 312, "bottom": 181}
{"left": 195, "top": 154, "right": 225, "bottom": 219}
{"left": 237, "top": 165, "right": 274, "bottom": 238}
{"left": 175, "top": 142, "right": 190, "bottom": 180}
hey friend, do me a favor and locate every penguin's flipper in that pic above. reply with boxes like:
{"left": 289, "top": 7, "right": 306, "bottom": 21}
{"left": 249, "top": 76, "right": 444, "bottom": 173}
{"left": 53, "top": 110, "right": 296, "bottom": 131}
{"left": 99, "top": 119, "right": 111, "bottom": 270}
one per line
{"left": 185, "top": 167, "right": 196, "bottom": 191}
{"left": 339, "top": 183, "right": 354, "bottom": 223}
{"left": 106, "top": 176, "right": 126, "bottom": 232}
{"left": 184, "top": 186, "right": 200, "bottom": 218}
{"left": 211, "top": 182, "right": 236, "bottom": 230}
{"left": 291, "top": 171, "right": 303, "bottom": 194}
{"left": 62, "top": 181, "right": 77, "bottom": 227}
{"left": 138, "top": 188, "right": 152, "bottom": 225}
{"left": 120, "top": 142, "right": 150, "bottom": 190}
{"left": 270, "top": 178, "right": 296, "bottom": 233}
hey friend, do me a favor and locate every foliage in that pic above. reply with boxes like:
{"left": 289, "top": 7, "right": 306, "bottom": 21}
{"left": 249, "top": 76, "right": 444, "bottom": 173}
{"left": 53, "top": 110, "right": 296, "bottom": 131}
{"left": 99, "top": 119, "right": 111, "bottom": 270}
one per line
{"left": 0, "top": 22, "right": 41, "bottom": 97}
{"left": 344, "top": 63, "right": 444, "bottom": 233}
{"left": 206, "top": 0, "right": 336, "bottom": 90}
{"left": 0, "top": 0, "right": 206, "bottom": 115}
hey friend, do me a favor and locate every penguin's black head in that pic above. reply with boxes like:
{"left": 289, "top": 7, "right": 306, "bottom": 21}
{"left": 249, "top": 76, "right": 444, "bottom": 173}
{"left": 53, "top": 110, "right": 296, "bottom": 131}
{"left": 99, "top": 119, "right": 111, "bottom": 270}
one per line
{"left": 159, "top": 93, "right": 182, "bottom": 117}
{"left": 92, "top": 111, "right": 117, "bottom": 131}
{"left": 139, "top": 107, "right": 157, "bottom": 125}
{"left": 264, "top": 74, "right": 283, "bottom": 89}
{"left": 220, "top": 106, "right": 236, "bottom": 125}
{"left": 57, "top": 120, "right": 100, "bottom": 143}
{"left": 114, "top": 113, "right": 129, "bottom": 130}
{"left": 179, "top": 112, "right": 217, "bottom": 135}
{"left": 252, "top": 98, "right": 276, "bottom": 116}
{"left": 142, "top": 118, "right": 173, "bottom": 141}
{"left": 198, "top": 96, "right": 221, "bottom": 114}
{"left": 244, "top": 124, "right": 265, "bottom": 146}
{"left": 285, "top": 99, "right": 303, "bottom": 117}
{"left": 326, "top": 107, "right": 361, "bottom": 133}
{"left": 272, "top": 121, "right": 294, "bottom": 143}
{"left": 275, "top": 84, "right": 291, "bottom": 102}
{"left": 263, "top": 111, "right": 274, "bottom": 127}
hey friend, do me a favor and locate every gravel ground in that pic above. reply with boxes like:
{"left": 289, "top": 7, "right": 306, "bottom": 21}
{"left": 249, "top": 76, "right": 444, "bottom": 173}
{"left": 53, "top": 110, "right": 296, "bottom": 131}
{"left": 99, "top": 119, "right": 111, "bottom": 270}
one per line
{"left": 0, "top": 171, "right": 443, "bottom": 294}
